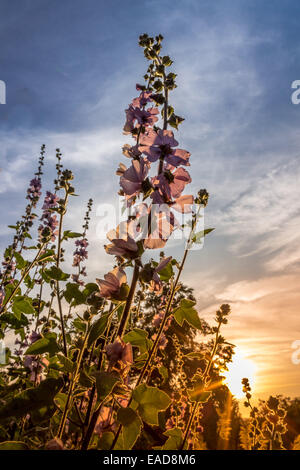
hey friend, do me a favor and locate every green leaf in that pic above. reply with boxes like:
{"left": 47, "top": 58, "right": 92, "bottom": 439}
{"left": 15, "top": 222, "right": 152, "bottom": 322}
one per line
{"left": 55, "top": 353, "right": 74, "bottom": 373}
{"left": 62, "top": 230, "right": 83, "bottom": 240}
{"left": 94, "top": 371, "right": 120, "bottom": 400}
{"left": 82, "top": 283, "right": 99, "bottom": 301}
{"left": 187, "top": 373, "right": 212, "bottom": 403}
{"left": 192, "top": 228, "right": 215, "bottom": 244}
{"left": 98, "top": 432, "right": 114, "bottom": 450}
{"left": 132, "top": 384, "right": 171, "bottom": 425}
{"left": 87, "top": 313, "right": 110, "bottom": 348}
{"left": 173, "top": 299, "right": 202, "bottom": 330}
{"left": 79, "top": 369, "right": 95, "bottom": 388}
{"left": 44, "top": 266, "right": 70, "bottom": 281}
{"left": 36, "top": 249, "right": 55, "bottom": 263}
{"left": 64, "top": 283, "right": 85, "bottom": 305}
{"left": 14, "top": 252, "right": 26, "bottom": 269}
{"left": 0, "top": 441, "right": 28, "bottom": 450}
{"left": 157, "top": 261, "right": 174, "bottom": 282}
{"left": 162, "top": 428, "right": 183, "bottom": 450}
{"left": 25, "top": 333, "right": 60, "bottom": 356}
{"left": 0, "top": 312, "right": 28, "bottom": 329}
{"left": 12, "top": 296, "right": 35, "bottom": 316}
{"left": 0, "top": 377, "right": 63, "bottom": 420}
{"left": 168, "top": 113, "right": 184, "bottom": 130}
{"left": 115, "top": 408, "right": 142, "bottom": 450}
{"left": 123, "top": 328, "right": 152, "bottom": 354}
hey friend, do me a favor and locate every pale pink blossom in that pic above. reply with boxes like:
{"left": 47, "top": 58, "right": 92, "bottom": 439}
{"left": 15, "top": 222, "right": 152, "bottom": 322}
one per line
{"left": 96, "top": 267, "right": 127, "bottom": 299}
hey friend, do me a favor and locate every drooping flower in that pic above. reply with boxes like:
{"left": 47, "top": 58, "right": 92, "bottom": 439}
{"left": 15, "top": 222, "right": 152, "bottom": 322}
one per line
{"left": 106, "top": 337, "right": 133, "bottom": 368}
{"left": 139, "top": 129, "right": 190, "bottom": 167}
{"left": 96, "top": 266, "right": 127, "bottom": 299}
{"left": 105, "top": 223, "right": 139, "bottom": 258}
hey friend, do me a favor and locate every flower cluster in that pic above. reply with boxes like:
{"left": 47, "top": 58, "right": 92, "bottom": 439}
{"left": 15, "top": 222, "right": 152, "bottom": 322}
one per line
{"left": 97, "top": 34, "right": 194, "bottom": 298}
{"left": 38, "top": 191, "right": 59, "bottom": 242}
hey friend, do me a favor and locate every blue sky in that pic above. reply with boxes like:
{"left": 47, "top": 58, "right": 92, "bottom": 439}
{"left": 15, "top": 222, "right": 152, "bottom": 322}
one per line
{"left": 1, "top": 0, "right": 300, "bottom": 399}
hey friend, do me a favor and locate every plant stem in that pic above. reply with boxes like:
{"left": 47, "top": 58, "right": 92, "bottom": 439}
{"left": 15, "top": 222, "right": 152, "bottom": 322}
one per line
{"left": 115, "top": 260, "right": 139, "bottom": 339}
{"left": 180, "top": 322, "right": 222, "bottom": 450}
{"left": 56, "top": 191, "right": 69, "bottom": 356}
{"left": 80, "top": 303, "right": 120, "bottom": 450}
{"left": 57, "top": 326, "right": 89, "bottom": 440}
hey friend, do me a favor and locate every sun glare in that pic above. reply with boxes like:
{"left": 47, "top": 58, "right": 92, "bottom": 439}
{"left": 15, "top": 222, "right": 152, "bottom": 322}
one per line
{"left": 223, "top": 350, "right": 256, "bottom": 399}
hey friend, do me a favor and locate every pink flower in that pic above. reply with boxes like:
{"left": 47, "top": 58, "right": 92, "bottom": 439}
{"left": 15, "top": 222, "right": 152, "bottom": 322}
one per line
{"left": 106, "top": 337, "right": 133, "bottom": 368}
{"left": 133, "top": 107, "right": 159, "bottom": 127}
{"left": 96, "top": 267, "right": 127, "bottom": 299}
{"left": 132, "top": 90, "right": 153, "bottom": 108}
{"left": 120, "top": 159, "right": 149, "bottom": 198}
{"left": 139, "top": 129, "right": 190, "bottom": 167}
{"left": 42, "top": 191, "right": 59, "bottom": 210}
{"left": 151, "top": 167, "right": 191, "bottom": 203}
{"left": 105, "top": 223, "right": 139, "bottom": 258}
{"left": 144, "top": 206, "right": 178, "bottom": 249}
{"left": 169, "top": 168, "right": 192, "bottom": 198}
{"left": 123, "top": 105, "right": 159, "bottom": 134}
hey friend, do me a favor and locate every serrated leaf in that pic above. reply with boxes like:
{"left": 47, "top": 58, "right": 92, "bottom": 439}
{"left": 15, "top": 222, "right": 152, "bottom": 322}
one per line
{"left": 115, "top": 407, "right": 142, "bottom": 450}
{"left": 0, "top": 377, "right": 63, "bottom": 420}
{"left": 25, "top": 333, "right": 60, "bottom": 356}
{"left": 12, "top": 297, "right": 35, "bottom": 316}
{"left": 187, "top": 373, "right": 212, "bottom": 403}
{"left": 64, "top": 283, "right": 85, "bottom": 305}
{"left": 123, "top": 328, "right": 152, "bottom": 354}
{"left": 162, "top": 428, "right": 183, "bottom": 450}
{"left": 44, "top": 266, "right": 70, "bottom": 281}
{"left": 132, "top": 384, "right": 171, "bottom": 425}
{"left": 94, "top": 371, "right": 120, "bottom": 400}
{"left": 173, "top": 298, "right": 202, "bottom": 330}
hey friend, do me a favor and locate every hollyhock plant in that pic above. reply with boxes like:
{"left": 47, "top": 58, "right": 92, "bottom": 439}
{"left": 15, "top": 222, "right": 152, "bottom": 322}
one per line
{"left": 96, "top": 266, "right": 127, "bottom": 299}
{"left": 0, "top": 34, "right": 257, "bottom": 454}
{"left": 120, "top": 158, "right": 149, "bottom": 199}
{"left": 139, "top": 129, "right": 190, "bottom": 167}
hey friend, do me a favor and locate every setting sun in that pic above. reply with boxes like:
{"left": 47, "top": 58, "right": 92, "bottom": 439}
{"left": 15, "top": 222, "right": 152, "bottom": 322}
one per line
{"left": 223, "top": 350, "right": 257, "bottom": 399}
